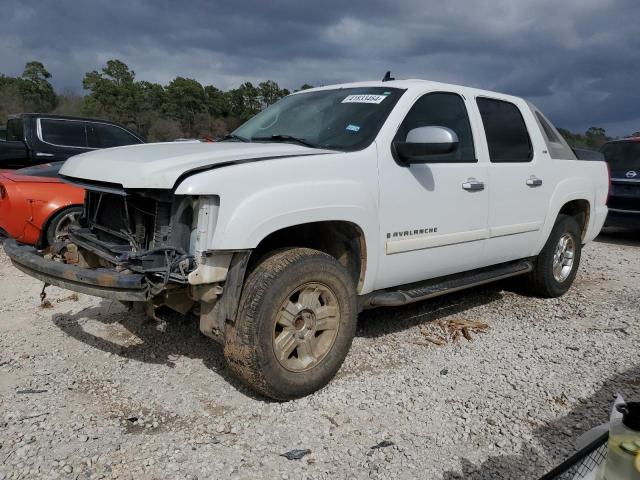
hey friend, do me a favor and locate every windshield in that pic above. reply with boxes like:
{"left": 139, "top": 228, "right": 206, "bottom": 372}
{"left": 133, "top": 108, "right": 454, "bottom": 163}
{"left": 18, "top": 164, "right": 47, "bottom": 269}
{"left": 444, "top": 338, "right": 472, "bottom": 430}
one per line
{"left": 601, "top": 141, "right": 640, "bottom": 171}
{"left": 231, "top": 87, "right": 405, "bottom": 151}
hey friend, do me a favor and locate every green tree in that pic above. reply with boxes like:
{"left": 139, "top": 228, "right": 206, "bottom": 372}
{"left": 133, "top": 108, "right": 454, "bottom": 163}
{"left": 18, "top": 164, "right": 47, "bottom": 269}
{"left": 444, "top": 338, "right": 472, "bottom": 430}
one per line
{"left": 204, "top": 85, "right": 230, "bottom": 117}
{"left": 227, "top": 82, "right": 261, "bottom": 120}
{"left": 134, "top": 81, "right": 166, "bottom": 135}
{"left": 163, "top": 77, "right": 206, "bottom": 136}
{"left": 257, "top": 80, "right": 289, "bottom": 108}
{"left": 584, "top": 127, "right": 609, "bottom": 150}
{"left": 19, "top": 61, "right": 57, "bottom": 112}
{"left": 0, "top": 79, "right": 24, "bottom": 124}
{"left": 82, "top": 59, "right": 140, "bottom": 125}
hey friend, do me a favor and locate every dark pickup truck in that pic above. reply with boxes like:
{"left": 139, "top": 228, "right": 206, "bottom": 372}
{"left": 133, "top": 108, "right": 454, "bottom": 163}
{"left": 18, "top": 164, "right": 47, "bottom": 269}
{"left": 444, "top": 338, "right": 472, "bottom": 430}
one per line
{"left": 0, "top": 113, "right": 144, "bottom": 169}
{"left": 601, "top": 137, "right": 640, "bottom": 229}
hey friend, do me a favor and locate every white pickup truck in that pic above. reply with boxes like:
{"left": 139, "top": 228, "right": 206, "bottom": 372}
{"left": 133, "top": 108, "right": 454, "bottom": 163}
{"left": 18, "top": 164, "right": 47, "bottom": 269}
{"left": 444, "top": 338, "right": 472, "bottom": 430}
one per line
{"left": 4, "top": 79, "right": 609, "bottom": 399}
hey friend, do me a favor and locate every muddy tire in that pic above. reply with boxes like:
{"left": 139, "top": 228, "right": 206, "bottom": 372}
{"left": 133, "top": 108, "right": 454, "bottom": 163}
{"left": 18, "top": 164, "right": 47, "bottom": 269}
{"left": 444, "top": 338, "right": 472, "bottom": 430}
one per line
{"left": 525, "top": 214, "right": 582, "bottom": 298}
{"left": 224, "top": 248, "right": 357, "bottom": 400}
{"left": 45, "top": 206, "right": 83, "bottom": 246}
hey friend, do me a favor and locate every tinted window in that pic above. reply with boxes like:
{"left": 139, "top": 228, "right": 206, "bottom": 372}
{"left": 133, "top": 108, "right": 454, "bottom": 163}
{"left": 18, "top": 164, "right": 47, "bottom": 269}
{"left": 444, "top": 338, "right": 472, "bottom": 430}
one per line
{"left": 395, "top": 92, "right": 475, "bottom": 162}
{"left": 6, "top": 118, "right": 24, "bottom": 142}
{"left": 40, "top": 119, "right": 87, "bottom": 147}
{"left": 535, "top": 111, "right": 560, "bottom": 143}
{"left": 87, "top": 123, "right": 141, "bottom": 148}
{"left": 477, "top": 98, "right": 532, "bottom": 162}
{"left": 601, "top": 141, "right": 640, "bottom": 171}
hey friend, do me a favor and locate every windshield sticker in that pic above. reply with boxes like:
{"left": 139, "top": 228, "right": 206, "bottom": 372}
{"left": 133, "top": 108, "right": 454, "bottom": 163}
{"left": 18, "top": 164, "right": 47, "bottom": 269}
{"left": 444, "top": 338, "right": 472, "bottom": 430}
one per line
{"left": 342, "top": 94, "right": 387, "bottom": 104}
{"left": 346, "top": 124, "right": 361, "bottom": 132}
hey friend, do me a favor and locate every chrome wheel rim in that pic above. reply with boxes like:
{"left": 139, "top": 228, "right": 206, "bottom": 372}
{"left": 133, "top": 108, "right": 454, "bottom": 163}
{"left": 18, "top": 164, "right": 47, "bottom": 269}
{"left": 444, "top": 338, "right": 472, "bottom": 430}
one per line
{"left": 272, "top": 282, "right": 340, "bottom": 372}
{"left": 552, "top": 233, "right": 575, "bottom": 283}
{"left": 53, "top": 211, "right": 80, "bottom": 242}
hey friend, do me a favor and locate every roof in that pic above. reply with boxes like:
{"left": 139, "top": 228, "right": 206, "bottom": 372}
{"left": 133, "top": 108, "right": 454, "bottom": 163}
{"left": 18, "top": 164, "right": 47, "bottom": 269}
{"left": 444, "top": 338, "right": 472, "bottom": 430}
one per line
{"left": 6, "top": 113, "right": 143, "bottom": 140}
{"left": 8, "top": 113, "right": 130, "bottom": 126}
{"left": 296, "top": 78, "right": 525, "bottom": 103}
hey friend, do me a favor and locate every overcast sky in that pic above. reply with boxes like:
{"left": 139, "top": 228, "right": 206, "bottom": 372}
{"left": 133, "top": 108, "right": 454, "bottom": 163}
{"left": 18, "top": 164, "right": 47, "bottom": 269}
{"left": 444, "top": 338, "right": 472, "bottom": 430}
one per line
{"left": 2, "top": 0, "right": 639, "bottom": 135}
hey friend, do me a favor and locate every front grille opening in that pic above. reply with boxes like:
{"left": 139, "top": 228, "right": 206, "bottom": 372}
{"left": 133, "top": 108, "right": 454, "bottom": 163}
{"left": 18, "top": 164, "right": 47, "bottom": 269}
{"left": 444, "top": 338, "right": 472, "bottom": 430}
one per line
{"left": 84, "top": 191, "right": 173, "bottom": 251}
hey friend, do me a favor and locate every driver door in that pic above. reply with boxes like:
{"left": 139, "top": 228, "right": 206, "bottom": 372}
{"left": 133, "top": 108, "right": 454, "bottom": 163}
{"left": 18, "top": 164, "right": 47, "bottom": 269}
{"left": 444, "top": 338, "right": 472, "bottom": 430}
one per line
{"left": 374, "top": 91, "right": 489, "bottom": 290}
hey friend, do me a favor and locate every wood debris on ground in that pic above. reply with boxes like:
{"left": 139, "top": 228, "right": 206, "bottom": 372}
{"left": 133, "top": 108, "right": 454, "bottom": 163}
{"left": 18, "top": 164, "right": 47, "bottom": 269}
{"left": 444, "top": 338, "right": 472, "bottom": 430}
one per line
{"left": 418, "top": 318, "right": 490, "bottom": 346}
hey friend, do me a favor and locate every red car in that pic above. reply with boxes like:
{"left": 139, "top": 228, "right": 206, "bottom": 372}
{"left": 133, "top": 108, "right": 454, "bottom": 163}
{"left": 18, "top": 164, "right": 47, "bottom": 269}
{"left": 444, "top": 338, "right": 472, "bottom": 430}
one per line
{"left": 0, "top": 162, "right": 85, "bottom": 246}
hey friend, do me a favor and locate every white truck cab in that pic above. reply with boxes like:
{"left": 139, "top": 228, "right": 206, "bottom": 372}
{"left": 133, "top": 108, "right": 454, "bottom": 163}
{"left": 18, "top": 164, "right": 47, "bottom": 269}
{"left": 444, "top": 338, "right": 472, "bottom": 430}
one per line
{"left": 5, "top": 79, "right": 609, "bottom": 399}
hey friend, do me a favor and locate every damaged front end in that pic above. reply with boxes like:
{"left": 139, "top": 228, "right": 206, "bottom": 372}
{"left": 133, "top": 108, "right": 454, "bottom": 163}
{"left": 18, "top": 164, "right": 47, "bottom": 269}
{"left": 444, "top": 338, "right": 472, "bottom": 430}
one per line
{"left": 4, "top": 182, "right": 247, "bottom": 342}
{"left": 69, "top": 188, "right": 198, "bottom": 300}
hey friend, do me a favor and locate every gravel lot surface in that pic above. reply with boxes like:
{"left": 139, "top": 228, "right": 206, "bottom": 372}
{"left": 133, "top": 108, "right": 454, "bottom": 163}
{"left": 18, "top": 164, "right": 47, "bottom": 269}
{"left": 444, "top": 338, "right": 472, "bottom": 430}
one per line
{"left": 1, "top": 230, "right": 639, "bottom": 480}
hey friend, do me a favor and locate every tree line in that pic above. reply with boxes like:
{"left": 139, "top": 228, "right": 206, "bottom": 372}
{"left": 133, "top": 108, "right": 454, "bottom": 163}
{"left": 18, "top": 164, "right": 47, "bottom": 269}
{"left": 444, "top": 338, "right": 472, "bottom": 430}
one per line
{"left": 0, "top": 60, "right": 312, "bottom": 141}
{"left": 0, "top": 60, "right": 636, "bottom": 146}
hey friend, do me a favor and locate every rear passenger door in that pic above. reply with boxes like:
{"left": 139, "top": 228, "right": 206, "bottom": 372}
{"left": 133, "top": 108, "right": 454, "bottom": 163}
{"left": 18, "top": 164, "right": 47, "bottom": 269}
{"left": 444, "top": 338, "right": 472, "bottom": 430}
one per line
{"left": 477, "top": 97, "right": 550, "bottom": 263}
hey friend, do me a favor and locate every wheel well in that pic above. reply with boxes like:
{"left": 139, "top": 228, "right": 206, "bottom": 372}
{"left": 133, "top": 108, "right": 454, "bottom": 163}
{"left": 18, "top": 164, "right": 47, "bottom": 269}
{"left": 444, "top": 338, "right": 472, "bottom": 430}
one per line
{"left": 37, "top": 204, "right": 82, "bottom": 248}
{"left": 249, "top": 221, "right": 367, "bottom": 292}
{"left": 559, "top": 199, "right": 590, "bottom": 241}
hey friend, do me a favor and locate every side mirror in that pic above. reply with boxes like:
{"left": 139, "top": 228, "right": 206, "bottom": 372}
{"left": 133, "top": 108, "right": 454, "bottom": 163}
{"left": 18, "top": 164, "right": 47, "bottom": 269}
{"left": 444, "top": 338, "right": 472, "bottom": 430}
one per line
{"left": 394, "top": 126, "right": 459, "bottom": 164}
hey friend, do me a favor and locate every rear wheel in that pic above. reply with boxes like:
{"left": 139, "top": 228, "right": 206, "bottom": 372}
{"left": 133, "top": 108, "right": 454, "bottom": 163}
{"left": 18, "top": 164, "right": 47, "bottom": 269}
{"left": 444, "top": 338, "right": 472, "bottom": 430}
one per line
{"left": 525, "top": 214, "right": 582, "bottom": 297}
{"left": 45, "top": 206, "right": 82, "bottom": 246}
{"left": 224, "top": 248, "right": 357, "bottom": 400}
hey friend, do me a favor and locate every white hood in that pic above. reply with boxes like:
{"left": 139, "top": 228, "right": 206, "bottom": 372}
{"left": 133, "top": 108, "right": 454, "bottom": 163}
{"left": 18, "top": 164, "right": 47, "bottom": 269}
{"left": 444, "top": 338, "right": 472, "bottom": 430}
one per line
{"left": 59, "top": 141, "right": 327, "bottom": 189}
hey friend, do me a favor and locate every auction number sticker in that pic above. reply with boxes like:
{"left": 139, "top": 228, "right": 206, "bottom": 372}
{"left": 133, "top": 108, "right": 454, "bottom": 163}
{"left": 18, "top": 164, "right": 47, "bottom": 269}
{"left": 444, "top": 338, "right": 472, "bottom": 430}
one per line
{"left": 342, "top": 94, "right": 387, "bottom": 104}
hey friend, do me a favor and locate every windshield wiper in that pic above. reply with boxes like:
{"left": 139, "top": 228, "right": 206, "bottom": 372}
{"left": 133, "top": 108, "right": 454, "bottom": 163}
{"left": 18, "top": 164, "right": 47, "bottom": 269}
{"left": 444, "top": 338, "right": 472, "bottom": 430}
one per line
{"left": 252, "top": 134, "right": 321, "bottom": 149}
{"left": 221, "top": 133, "right": 250, "bottom": 143}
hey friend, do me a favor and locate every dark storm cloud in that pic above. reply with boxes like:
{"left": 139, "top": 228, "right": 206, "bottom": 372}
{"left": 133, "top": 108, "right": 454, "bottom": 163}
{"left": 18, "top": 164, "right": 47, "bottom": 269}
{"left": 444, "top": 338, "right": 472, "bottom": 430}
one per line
{"left": 2, "top": 0, "right": 639, "bottom": 134}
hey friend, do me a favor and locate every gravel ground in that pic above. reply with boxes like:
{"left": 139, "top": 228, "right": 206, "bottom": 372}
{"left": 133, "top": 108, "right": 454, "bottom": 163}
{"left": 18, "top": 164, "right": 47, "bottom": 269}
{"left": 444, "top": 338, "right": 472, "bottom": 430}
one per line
{"left": 0, "top": 230, "right": 639, "bottom": 480}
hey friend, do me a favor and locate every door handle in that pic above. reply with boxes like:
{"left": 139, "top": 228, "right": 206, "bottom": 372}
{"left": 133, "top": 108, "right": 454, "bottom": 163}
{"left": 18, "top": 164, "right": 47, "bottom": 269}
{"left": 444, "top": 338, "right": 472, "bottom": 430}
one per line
{"left": 526, "top": 176, "right": 543, "bottom": 187}
{"left": 462, "top": 178, "right": 485, "bottom": 191}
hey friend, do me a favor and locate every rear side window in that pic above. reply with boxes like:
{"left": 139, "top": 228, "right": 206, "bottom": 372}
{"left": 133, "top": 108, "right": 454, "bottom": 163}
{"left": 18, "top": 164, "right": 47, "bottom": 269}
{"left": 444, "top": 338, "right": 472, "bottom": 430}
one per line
{"left": 6, "top": 119, "right": 24, "bottom": 142}
{"left": 395, "top": 92, "right": 476, "bottom": 162}
{"left": 477, "top": 98, "right": 532, "bottom": 162}
{"left": 40, "top": 119, "right": 87, "bottom": 147}
{"left": 87, "top": 123, "right": 141, "bottom": 148}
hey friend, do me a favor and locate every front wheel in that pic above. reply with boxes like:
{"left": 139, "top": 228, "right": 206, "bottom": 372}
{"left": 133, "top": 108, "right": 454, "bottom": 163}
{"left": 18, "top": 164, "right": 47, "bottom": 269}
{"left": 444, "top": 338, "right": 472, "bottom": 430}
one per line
{"left": 525, "top": 214, "right": 582, "bottom": 298}
{"left": 224, "top": 248, "right": 357, "bottom": 400}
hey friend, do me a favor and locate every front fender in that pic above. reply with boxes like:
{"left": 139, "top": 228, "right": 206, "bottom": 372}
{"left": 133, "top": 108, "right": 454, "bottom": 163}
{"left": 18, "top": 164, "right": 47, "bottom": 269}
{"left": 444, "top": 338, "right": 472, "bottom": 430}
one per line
{"left": 219, "top": 180, "right": 379, "bottom": 293}
{"left": 222, "top": 180, "right": 375, "bottom": 246}
{"left": 175, "top": 150, "right": 380, "bottom": 292}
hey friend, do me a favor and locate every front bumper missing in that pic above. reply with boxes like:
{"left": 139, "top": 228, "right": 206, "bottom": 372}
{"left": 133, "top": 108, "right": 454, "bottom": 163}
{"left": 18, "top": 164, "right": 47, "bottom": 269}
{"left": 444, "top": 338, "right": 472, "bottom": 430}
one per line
{"left": 3, "top": 239, "right": 150, "bottom": 301}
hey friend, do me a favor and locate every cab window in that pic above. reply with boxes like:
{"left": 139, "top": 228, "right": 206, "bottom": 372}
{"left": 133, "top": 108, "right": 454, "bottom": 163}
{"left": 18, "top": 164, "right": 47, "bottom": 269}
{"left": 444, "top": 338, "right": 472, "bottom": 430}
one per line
{"left": 87, "top": 123, "right": 141, "bottom": 148}
{"left": 394, "top": 92, "right": 476, "bottom": 162}
{"left": 6, "top": 118, "right": 25, "bottom": 142}
{"left": 476, "top": 98, "right": 532, "bottom": 162}
{"left": 40, "top": 119, "right": 87, "bottom": 147}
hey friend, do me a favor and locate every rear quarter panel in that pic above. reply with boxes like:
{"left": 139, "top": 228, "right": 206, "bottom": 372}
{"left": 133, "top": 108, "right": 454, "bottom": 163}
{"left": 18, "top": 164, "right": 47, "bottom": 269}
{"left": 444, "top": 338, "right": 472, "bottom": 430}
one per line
{"left": 0, "top": 175, "right": 85, "bottom": 245}
{"left": 533, "top": 159, "right": 609, "bottom": 254}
